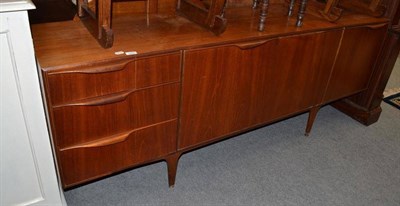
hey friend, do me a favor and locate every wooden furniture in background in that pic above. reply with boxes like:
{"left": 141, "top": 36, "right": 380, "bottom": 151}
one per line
{"left": 338, "top": 0, "right": 385, "bottom": 17}
{"left": 177, "top": 0, "right": 228, "bottom": 35}
{"left": 318, "top": 0, "right": 342, "bottom": 22}
{"left": 256, "top": 0, "right": 309, "bottom": 31}
{"left": 31, "top": 0, "right": 400, "bottom": 189}
{"left": 332, "top": 0, "right": 400, "bottom": 125}
{"left": 317, "top": 0, "right": 385, "bottom": 23}
{"left": 77, "top": 0, "right": 114, "bottom": 48}
{"left": 77, "top": 0, "right": 158, "bottom": 48}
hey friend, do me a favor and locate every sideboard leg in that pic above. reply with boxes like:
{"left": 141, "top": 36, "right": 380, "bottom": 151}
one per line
{"left": 305, "top": 106, "right": 320, "bottom": 136}
{"left": 165, "top": 152, "right": 182, "bottom": 188}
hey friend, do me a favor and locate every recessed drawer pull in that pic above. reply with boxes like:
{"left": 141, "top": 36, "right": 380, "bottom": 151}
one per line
{"left": 364, "top": 23, "right": 388, "bottom": 30}
{"left": 233, "top": 39, "right": 272, "bottom": 50}
{"left": 54, "top": 90, "right": 134, "bottom": 108}
{"left": 59, "top": 119, "right": 176, "bottom": 151}
{"left": 50, "top": 62, "right": 131, "bottom": 75}
{"left": 60, "top": 131, "right": 132, "bottom": 151}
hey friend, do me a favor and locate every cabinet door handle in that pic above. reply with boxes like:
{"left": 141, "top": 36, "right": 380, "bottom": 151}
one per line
{"left": 233, "top": 39, "right": 272, "bottom": 49}
{"left": 364, "top": 23, "right": 388, "bottom": 30}
{"left": 60, "top": 131, "right": 132, "bottom": 151}
{"left": 54, "top": 90, "right": 134, "bottom": 108}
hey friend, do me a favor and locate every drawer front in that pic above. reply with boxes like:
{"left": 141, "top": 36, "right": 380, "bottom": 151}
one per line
{"left": 46, "top": 53, "right": 181, "bottom": 106}
{"left": 59, "top": 120, "right": 177, "bottom": 188}
{"left": 53, "top": 83, "right": 180, "bottom": 149}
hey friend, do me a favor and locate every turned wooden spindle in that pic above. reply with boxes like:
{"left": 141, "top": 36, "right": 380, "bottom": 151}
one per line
{"left": 288, "top": 0, "right": 296, "bottom": 16}
{"left": 252, "top": 0, "right": 258, "bottom": 9}
{"left": 296, "top": 0, "right": 308, "bottom": 27}
{"left": 258, "top": 0, "right": 270, "bottom": 31}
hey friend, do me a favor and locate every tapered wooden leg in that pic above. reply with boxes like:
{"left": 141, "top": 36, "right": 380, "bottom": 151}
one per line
{"left": 305, "top": 106, "right": 320, "bottom": 136}
{"left": 288, "top": 0, "right": 296, "bottom": 16}
{"left": 296, "top": 0, "right": 308, "bottom": 27}
{"left": 258, "top": 0, "right": 270, "bottom": 31}
{"left": 165, "top": 152, "right": 181, "bottom": 188}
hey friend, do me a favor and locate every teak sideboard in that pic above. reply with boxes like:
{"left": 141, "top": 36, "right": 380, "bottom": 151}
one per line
{"left": 31, "top": 1, "right": 400, "bottom": 189}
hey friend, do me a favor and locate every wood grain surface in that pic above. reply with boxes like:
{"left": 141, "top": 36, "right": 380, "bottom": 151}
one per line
{"left": 32, "top": 4, "right": 387, "bottom": 70}
{"left": 178, "top": 30, "right": 342, "bottom": 149}
{"left": 33, "top": 2, "right": 393, "bottom": 189}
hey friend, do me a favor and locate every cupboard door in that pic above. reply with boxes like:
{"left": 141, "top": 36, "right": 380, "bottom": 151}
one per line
{"left": 179, "top": 31, "right": 342, "bottom": 149}
{"left": 323, "top": 23, "right": 388, "bottom": 103}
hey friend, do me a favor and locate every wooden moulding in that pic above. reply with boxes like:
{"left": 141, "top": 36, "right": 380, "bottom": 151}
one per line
{"left": 177, "top": 0, "right": 228, "bottom": 35}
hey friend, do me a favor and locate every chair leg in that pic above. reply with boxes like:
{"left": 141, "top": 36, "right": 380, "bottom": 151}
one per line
{"left": 258, "top": 0, "right": 270, "bottom": 31}
{"left": 296, "top": 0, "right": 308, "bottom": 27}
{"left": 288, "top": 0, "right": 296, "bottom": 16}
{"left": 252, "top": 0, "right": 259, "bottom": 9}
{"left": 165, "top": 152, "right": 182, "bottom": 188}
{"left": 305, "top": 106, "right": 320, "bottom": 136}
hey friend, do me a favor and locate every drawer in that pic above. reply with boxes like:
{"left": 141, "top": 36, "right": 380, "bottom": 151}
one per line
{"left": 53, "top": 83, "right": 180, "bottom": 149}
{"left": 59, "top": 120, "right": 178, "bottom": 188}
{"left": 45, "top": 52, "right": 181, "bottom": 106}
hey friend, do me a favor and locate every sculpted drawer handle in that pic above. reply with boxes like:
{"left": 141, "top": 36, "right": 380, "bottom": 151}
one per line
{"left": 54, "top": 90, "right": 134, "bottom": 108}
{"left": 364, "top": 23, "right": 388, "bottom": 30}
{"left": 233, "top": 40, "right": 272, "bottom": 50}
{"left": 59, "top": 119, "right": 176, "bottom": 151}
{"left": 60, "top": 131, "right": 132, "bottom": 151}
{"left": 50, "top": 62, "right": 131, "bottom": 74}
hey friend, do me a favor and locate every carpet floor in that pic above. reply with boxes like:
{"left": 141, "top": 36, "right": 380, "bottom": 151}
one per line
{"left": 64, "top": 102, "right": 400, "bottom": 206}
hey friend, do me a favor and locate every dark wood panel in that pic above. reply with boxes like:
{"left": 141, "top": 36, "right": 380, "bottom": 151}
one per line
{"left": 53, "top": 83, "right": 180, "bottom": 149}
{"left": 47, "top": 53, "right": 181, "bottom": 106}
{"left": 59, "top": 120, "right": 177, "bottom": 188}
{"left": 323, "top": 23, "right": 388, "bottom": 103}
{"left": 178, "top": 30, "right": 342, "bottom": 149}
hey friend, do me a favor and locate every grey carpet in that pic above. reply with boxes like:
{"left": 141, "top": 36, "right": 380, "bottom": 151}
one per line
{"left": 64, "top": 103, "right": 400, "bottom": 206}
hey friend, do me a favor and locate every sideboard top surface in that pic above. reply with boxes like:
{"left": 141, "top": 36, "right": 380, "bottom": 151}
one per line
{"left": 31, "top": 3, "right": 388, "bottom": 71}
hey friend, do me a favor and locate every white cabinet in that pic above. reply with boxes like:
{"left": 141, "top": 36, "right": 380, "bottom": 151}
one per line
{"left": 0, "top": 1, "right": 65, "bottom": 205}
